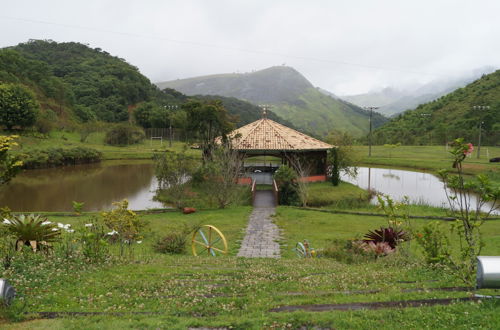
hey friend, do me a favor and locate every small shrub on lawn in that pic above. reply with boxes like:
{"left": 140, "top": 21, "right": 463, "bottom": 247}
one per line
{"left": 104, "top": 123, "right": 145, "bottom": 146}
{"left": 153, "top": 224, "right": 200, "bottom": 254}
{"left": 321, "top": 239, "right": 372, "bottom": 263}
{"left": 415, "top": 221, "right": 451, "bottom": 265}
{"left": 363, "top": 226, "right": 409, "bottom": 249}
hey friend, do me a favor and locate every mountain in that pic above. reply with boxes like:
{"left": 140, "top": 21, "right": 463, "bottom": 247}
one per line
{"left": 343, "top": 67, "right": 497, "bottom": 117}
{"left": 1, "top": 40, "right": 286, "bottom": 129}
{"left": 157, "top": 66, "right": 387, "bottom": 137}
{"left": 373, "top": 70, "right": 500, "bottom": 146}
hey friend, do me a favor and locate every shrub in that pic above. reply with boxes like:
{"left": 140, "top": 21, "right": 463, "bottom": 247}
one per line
{"left": 104, "top": 123, "right": 145, "bottom": 146}
{"left": 3, "top": 214, "right": 61, "bottom": 252}
{"left": 415, "top": 221, "right": 451, "bottom": 264}
{"left": 20, "top": 147, "right": 102, "bottom": 169}
{"left": 321, "top": 239, "right": 372, "bottom": 263}
{"left": 274, "top": 165, "right": 300, "bottom": 206}
{"left": 154, "top": 232, "right": 188, "bottom": 254}
{"left": 363, "top": 226, "right": 409, "bottom": 249}
{"left": 153, "top": 224, "right": 199, "bottom": 254}
{"left": 78, "top": 216, "right": 109, "bottom": 263}
{"left": 273, "top": 165, "right": 297, "bottom": 186}
{"left": 101, "top": 200, "right": 148, "bottom": 243}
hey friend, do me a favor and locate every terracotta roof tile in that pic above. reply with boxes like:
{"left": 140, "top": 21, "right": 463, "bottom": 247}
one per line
{"left": 222, "top": 118, "right": 333, "bottom": 151}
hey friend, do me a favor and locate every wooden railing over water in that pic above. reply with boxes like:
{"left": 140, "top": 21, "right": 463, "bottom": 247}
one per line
{"left": 251, "top": 179, "right": 257, "bottom": 205}
{"left": 272, "top": 179, "right": 279, "bottom": 206}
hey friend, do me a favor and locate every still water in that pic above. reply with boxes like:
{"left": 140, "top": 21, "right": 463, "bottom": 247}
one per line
{"left": 341, "top": 167, "right": 498, "bottom": 214}
{"left": 0, "top": 162, "right": 496, "bottom": 213}
{"left": 0, "top": 161, "right": 164, "bottom": 212}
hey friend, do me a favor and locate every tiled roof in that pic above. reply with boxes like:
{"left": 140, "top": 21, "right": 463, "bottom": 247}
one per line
{"left": 223, "top": 118, "right": 333, "bottom": 151}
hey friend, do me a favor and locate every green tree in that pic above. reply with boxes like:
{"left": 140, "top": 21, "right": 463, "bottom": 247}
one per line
{"left": 0, "top": 83, "right": 39, "bottom": 130}
{"left": 154, "top": 150, "right": 197, "bottom": 209}
{"left": 0, "top": 135, "right": 23, "bottom": 185}
{"left": 184, "top": 100, "right": 234, "bottom": 160}
{"left": 326, "top": 130, "right": 358, "bottom": 181}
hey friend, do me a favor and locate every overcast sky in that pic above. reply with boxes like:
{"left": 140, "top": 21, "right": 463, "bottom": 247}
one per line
{"left": 1, "top": 0, "right": 499, "bottom": 95}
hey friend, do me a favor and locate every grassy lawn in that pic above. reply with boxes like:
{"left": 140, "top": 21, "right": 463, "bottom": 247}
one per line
{"left": 2, "top": 204, "right": 500, "bottom": 328}
{"left": 353, "top": 145, "right": 500, "bottom": 177}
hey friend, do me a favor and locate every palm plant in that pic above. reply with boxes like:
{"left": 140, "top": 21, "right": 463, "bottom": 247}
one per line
{"left": 363, "top": 227, "right": 408, "bottom": 249}
{"left": 3, "top": 214, "right": 61, "bottom": 252}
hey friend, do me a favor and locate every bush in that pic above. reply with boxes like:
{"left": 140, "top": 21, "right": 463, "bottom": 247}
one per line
{"left": 154, "top": 232, "right": 188, "bottom": 254}
{"left": 363, "top": 227, "right": 409, "bottom": 249}
{"left": 415, "top": 221, "right": 451, "bottom": 264}
{"left": 321, "top": 239, "right": 372, "bottom": 263}
{"left": 274, "top": 165, "right": 300, "bottom": 206}
{"left": 20, "top": 147, "right": 102, "bottom": 169}
{"left": 104, "top": 123, "right": 145, "bottom": 146}
{"left": 153, "top": 224, "right": 199, "bottom": 254}
{"left": 101, "top": 200, "right": 148, "bottom": 243}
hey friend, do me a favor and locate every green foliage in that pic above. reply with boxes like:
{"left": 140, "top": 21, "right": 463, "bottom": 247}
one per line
{"left": 363, "top": 227, "right": 409, "bottom": 249}
{"left": 0, "top": 135, "right": 23, "bottom": 185}
{"left": 78, "top": 217, "right": 110, "bottom": 263}
{"left": 320, "top": 239, "right": 373, "bottom": 263}
{"left": 154, "top": 150, "right": 197, "bottom": 209}
{"left": 158, "top": 66, "right": 387, "bottom": 136}
{"left": 101, "top": 200, "right": 148, "bottom": 242}
{"left": 184, "top": 100, "right": 235, "bottom": 159}
{"left": 0, "top": 83, "right": 39, "bottom": 130}
{"left": 437, "top": 138, "right": 499, "bottom": 283}
{"left": 3, "top": 214, "right": 61, "bottom": 250}
{"left": 72, "top": 201, "right": 85, "bottom": 215}
{"left": 330, "top": 147, "right": 340, "bottom": 186}
{"left": 373, "top": 70, "right": 500, "bottom": 146}
{"left": 13, "top": 40, "right": 154, "bottom": 122}
{"left": 415, "top": 221, "right": 451, "bottom": 264}
{"left": 104, "top": 123, "right": 145, "bottom": 146}
{"left": 197, "top": 145, "right": 246, "bottom": 208}
{"left": 273, "top": 164, "right": 297, "bottom": 185}
{"left": 274, "top": 165, "right": 300, "bottom": 206}
{"left": 20, "top": 146, "right": 102, "bottom": 169}
{"left": 153, "top": 224, "right": 198, "bottom": 255}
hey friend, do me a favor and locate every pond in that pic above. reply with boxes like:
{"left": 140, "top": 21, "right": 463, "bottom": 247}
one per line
{"left": 0, "top": 160, "right": 165, "bottom": 212}
{"left": 0, "top": 162, "right": 496, "bottom": 213}
{"left": 341, "top": 167, "right": 498, "bottom": 214}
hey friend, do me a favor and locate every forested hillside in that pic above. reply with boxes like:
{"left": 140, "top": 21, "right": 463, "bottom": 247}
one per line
{"left": 373, "top": 70, "right": 500, "bottom": 145}
{"left": 0, "top": 40, "right": 290, "bottom": 131}
{"left": 157, "top": 66, "right": 387, "bottom": 137}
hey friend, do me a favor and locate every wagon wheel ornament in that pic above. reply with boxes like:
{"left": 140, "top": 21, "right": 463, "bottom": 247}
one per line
{"left": 191, "top": 225, "right": 228, "bottom": 256}
{"left": 294, "top": 239, "right": 316, "bottom": 258}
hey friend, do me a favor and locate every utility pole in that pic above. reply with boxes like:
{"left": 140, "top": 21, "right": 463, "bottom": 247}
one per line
{"left": 364, "top": 107, "right": 379, "bottom": 157}
{"left": 472, "top": 105, "right": 489, "bottom": 159}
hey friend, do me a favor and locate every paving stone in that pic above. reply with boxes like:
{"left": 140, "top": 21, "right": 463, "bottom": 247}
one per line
{"left": 237, "top": 191, "right": 281, "bottom": 258}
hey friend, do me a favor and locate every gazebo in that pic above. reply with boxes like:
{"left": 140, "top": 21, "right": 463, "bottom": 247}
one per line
{"left": 225, "top": 116, "right": 334, "bottom": 182}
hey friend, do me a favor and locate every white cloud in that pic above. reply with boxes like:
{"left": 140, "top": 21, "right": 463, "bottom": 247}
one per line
{"left": 1, "top": 0, "right": 499, "bottom": 94}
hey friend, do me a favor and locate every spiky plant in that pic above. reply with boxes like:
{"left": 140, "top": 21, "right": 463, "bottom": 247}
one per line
{"left": 3, "top": 214, "right": 61, "bottom": 251}
{"left": 363, "top": 227, "right": 408, "bottom": 249}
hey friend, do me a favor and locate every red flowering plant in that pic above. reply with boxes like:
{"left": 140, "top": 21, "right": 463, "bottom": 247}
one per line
{"left": 437, "top": 138, "right": 500, "bottom": 283}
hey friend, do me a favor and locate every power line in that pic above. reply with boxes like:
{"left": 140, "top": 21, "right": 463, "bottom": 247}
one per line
{"left": 0, "top": 15, "right": 440, "bottom": 77}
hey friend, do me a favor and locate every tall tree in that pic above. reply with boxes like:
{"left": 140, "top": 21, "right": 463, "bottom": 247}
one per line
{"left": 184, "top": 100, "right": 235, "bottom": 160}
{"left": 0, "top": 83, "right": 39, "bottom": 130}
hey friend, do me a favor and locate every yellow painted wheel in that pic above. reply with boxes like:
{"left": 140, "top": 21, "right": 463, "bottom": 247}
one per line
{"left": 191, "top": 225, "right": 228, "bottom": 256}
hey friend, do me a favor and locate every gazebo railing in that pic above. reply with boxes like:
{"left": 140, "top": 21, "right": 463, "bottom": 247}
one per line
{"left": 272, "top": 179, "right": 279, "bottom": 206}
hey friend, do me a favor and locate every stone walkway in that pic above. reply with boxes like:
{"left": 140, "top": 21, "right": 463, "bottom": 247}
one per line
{"left": 237, "top": 191, "right": 281, "bottom": 258}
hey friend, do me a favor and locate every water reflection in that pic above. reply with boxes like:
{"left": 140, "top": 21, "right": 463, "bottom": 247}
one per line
{"left": 342, "top": 167, "right": 498, "bottom": 214}
{"left": 0, "top": 161, "right": 165, "bottom": 212}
